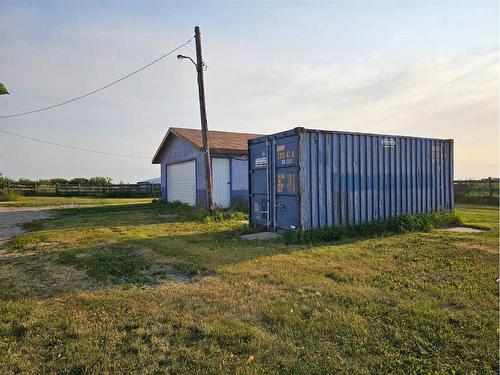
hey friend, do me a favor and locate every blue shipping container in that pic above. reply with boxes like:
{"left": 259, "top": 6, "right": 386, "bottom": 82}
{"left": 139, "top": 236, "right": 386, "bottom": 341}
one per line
{"left": 249, "top": 127, "right": 454, "bottom": 231}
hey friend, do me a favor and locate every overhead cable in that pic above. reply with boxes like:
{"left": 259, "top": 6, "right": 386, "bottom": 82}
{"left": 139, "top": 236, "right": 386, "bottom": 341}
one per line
{"left": 0, "top": 128, "right": 150, "bottom": 159}
{"left": 0, "top": 38, "right": 193, "bottom": 119}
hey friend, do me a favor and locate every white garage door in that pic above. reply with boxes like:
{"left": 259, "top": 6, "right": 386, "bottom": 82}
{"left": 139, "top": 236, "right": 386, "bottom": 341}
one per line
{"left": 167, "top": 160, "right": 196, "bottom": 205}
{"left": 212, "top": 158, "right": 231, "bottom": 208}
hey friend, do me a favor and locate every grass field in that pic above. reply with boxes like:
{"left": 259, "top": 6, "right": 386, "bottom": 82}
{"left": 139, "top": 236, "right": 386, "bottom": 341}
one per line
{"left": 0, "top": 196, "right": 153, "bottom": 207}
{"left": 0, "top": 199, "right": 497, "bottom": 374}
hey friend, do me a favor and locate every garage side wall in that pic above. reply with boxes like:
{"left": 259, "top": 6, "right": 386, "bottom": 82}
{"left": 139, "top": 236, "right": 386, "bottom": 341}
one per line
{"left": 160, "top": 136, "right": 200, "bottom": 201}
{"left": 230, "top": 158, "right": 249, "bottom": 205}
{"left": 197, "top": 155, "right": 250, "bottom": 208}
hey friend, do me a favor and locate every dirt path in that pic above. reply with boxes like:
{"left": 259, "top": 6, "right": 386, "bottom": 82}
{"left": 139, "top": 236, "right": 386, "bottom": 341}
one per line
{"left": 0, "top": 206, "right": 58, "bottom": 244}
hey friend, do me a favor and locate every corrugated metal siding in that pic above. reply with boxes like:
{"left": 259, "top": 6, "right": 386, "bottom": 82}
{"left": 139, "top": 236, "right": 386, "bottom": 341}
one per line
{"left": 299, "top": 130, "right": 453, "bottom": 230}
{"left": 249, "top": 128, "right": 454, "bottom": 231}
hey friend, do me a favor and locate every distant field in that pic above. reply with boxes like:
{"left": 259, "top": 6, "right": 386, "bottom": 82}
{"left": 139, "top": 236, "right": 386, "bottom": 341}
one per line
{"left": 0, "top": 196, "right": 153, "bottom": 207}
{"left": 0, "top": 202, "right": 497, "bottom": 374}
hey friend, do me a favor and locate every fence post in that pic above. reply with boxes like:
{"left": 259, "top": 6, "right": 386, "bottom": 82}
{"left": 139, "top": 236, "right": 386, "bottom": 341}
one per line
{"left": 55, "top": 183, "right": 59, "bottom": 196}
{"left": 78, "top": 184, "right": 81, "bottom": 196}
{"left": 488, "top": 177, "right": 493, "bottom": 198}
{"left": 7, "top": 180, "right": 10, "bottom": 194}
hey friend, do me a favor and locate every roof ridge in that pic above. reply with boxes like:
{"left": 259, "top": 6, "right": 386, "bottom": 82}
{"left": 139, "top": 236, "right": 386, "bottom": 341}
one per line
{"left": 152, "top": 126, "right": 263, "bottom": 164}
{"left": 171, "top": 126, "right": 263, "bottom": 136}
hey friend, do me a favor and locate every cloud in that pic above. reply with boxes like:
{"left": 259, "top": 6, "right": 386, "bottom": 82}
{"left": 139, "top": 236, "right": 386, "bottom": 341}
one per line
{"left": 208, "top": 51, "right": 498, "bottom": 179}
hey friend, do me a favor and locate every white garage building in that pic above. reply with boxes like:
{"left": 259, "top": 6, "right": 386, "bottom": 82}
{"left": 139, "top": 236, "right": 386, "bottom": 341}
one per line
{"left": 152, "top": 127, "right": 262, "bottom": 208}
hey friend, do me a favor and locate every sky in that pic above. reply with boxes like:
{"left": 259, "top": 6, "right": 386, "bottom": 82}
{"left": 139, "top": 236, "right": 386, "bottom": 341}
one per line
{"left": 0, "top": 0, "right": 498, "bottom": 182}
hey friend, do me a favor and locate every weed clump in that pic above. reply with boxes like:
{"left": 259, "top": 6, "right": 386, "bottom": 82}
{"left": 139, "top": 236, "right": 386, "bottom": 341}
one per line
{"left": 229, "top": 197, "right": 249, "bottom": 213}
{"left": 57, "top": 247, "right": 150, "bottom": 284}
{"left": 158, "top": 200, "right": 248, "bottom": 222}
{"left": 283, "top": 210, "right": 462, "bottom": 244}
{"left": 204, "top": 210, "right": 247, "bottom": 222}
{"left": 172, "top": 261, "right": 211, "bottom": 278}
{"left": 0, "top": 191, "right": 23, "bottom": 202}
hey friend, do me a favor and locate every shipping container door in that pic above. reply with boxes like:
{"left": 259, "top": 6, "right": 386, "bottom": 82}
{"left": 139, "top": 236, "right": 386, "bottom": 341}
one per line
{"left": 212, "top": 158, "right": 230, "bottom": 208}
{"left": 249, "top": 141, "right": 270, "bottom": 226}
{"left": 273, "top": 135, "right": 300, "bottom": 231}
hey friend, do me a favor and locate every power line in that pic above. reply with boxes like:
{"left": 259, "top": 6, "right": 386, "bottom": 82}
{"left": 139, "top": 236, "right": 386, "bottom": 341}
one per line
{"left": 0, "top": 128, "right": 150, "bottom": 159}
{"left": 0, "top": 38, "right": 193, "bottom": 159}
{"left": 181, "top": 43, "right": 197, "bottom": 56}
{"left": 0, "top": 38, "right": 193, "bottom": 119}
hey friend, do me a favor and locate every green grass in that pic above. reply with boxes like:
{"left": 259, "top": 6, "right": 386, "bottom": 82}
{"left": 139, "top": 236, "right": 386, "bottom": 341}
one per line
{"left": 0, "top": 202, "right": 497, "bottom": 374}
{"left": 455, "top": 193, "right": 499, "bottom": 205}
{"left": 0, "top": 196, "right": 153, "bottom": 207}
{"left": 57, "top": 247, "right": 151, "bottom": 284}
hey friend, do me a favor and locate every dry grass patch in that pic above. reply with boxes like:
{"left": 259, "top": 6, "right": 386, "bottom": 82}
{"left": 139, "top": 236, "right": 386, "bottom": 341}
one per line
{"left": 452, "top": 241, "right": 497, "bottom": 254}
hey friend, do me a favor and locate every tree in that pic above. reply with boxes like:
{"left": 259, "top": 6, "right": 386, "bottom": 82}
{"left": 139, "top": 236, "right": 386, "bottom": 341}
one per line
{"left": 0, "top": 83, "right": 8, "bottom": 95}
{"left": 0, "top": 176, "right": 12, "bottom": 188}
{"left": 89, "top": 176, "right": 112, "bottom": 186}
{"left": 17, "top": 178, "right": 35, "bottom": 185}
{"left": 69, "top": 178, "right": 89, "bottom": 185}
{"left": 48, "top": 178, "right": 69, "bottom": 185}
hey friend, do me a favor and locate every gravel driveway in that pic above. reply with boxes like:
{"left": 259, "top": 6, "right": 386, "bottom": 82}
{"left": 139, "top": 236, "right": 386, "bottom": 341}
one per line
{"left": 0, "top": 206, "right": 57, "bottom": 244}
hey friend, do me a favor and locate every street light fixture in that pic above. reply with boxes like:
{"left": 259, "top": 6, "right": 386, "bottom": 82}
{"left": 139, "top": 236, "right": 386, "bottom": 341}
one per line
{"left": 177, "top": 54, "right": 197, "bottom": 68}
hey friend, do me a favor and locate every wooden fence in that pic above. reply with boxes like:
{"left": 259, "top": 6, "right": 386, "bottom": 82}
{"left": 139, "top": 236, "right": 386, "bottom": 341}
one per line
{"left": 1, "top": 183, "right": 161, "bottom": 198}
{"left": 2, "top": 179, "right": 498, "bottom": 202}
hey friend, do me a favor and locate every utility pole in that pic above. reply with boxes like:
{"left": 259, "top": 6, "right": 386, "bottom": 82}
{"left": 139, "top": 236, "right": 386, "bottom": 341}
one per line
{"left": 194, "top": 26, "right": 214, "bottom": 212}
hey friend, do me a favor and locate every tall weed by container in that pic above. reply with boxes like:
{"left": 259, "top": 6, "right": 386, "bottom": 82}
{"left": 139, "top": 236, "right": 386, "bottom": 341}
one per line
{"left": 157, "top": 200, "right": 247, "bottom": 222}
{"left": 283, "top": 211, "right": 462, "bottom": 244}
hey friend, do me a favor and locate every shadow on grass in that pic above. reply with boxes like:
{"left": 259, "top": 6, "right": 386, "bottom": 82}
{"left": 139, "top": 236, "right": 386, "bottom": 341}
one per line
{"left": 0, "top": 251, "right": 99, "bottom": 300}
{"left": 21, "top": 203, "right": 195, "bottom": 232}
{"left": 4, "top": 202, "right": 486, "bottom": 301}
{"left": 0, "top": 219, "right": 378, "bottom": 301}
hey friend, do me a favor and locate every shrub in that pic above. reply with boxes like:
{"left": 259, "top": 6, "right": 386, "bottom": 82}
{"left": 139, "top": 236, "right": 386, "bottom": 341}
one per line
{"left": 230, "top": 197, "right": 249, "bottom": 213}
{"left": 0, "top": 191, "right": 23, "bottom": 202}
{"left": 205, "top": 210, "right": 248, "bottom": 223}
{"left": 0, "top": 176, "right": 13, "bottom": 188}
{"left": 283, "top": 210, "right": 463, "bottom": 245}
